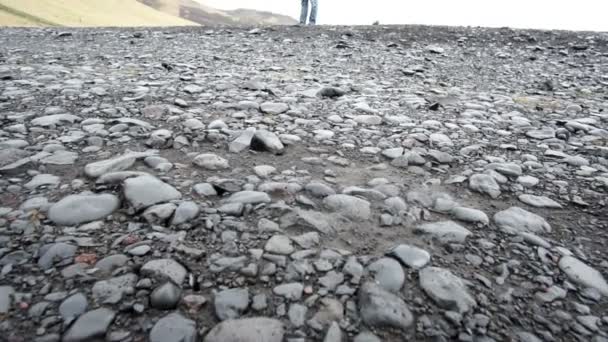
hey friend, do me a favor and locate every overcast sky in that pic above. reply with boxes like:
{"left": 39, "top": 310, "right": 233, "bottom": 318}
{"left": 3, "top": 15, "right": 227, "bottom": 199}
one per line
{"left": 200, "top": 0, "right": 608, "bottom": 31}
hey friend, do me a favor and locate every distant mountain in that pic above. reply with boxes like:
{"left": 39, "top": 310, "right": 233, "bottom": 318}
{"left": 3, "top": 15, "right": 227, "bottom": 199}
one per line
{"left": 138, "top": 0, "right": 297, "bottom": 26}
{"left": 0, "top": 0, "right": 196, "bottom": 27}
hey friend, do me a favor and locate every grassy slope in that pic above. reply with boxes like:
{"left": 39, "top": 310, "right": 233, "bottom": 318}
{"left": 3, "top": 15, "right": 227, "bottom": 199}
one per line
{"left": 0, "top": 0, "right": 197, "bottom": 27}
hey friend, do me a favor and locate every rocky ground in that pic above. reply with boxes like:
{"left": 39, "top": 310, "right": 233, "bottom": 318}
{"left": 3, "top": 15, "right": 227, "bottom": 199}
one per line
{"left": 0, "top": 25, "right": 607, "bottom": 342}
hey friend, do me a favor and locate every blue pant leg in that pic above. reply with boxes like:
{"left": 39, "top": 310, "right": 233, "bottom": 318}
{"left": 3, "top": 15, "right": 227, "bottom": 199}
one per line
{"left": 309, "top": 0, "right": 318, "bottom": 24}
{"left": 300, "top": 0, "right": 309, "bottom": 24}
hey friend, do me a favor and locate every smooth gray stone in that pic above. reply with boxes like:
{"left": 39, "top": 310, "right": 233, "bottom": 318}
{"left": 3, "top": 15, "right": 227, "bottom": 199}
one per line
{"left": 38, "top": 243, "right": 77, "bottom": 270}
{"left": 366, "top": 257, "right": 405, "bottom": 292}
{"left": 559, "top": 256, "right": 608, "bottom": 296}
{"left": 419, "top": 267, "right": 477, "bottom": 313}
{"left": 323, "top": 194, "right": 371, "bottom": 220}
{"left": 141, "top": 259, "right": 187, "bottom": 284}
{"left": 388, "top": 244, "right": 431, "bottom": 269}
{"left": 0, "top": 286, "right": 14, "bottom": 313}
{"left": 150, "top": 282, "right": 182, "bottom": 310}
{"left": 358, "top": 282, "right": 413, "bottom": 330}
{"left": 494, "top": 207, "right": 551, "bottom": 234}
{"left": 59, "top": 293, "right": 88, "bottom": 320}
{"left": 48, "top": 193, "right": 119, "bottom": 226}
{"left": 149, "top": 312, "right": 197, "bottom": 342}
{"left": 62, "top": 308, "right": 115, "bottom": 342}
{"left": 415, "top": 221, "right": 471, "bottom": 243}
{"left": 84, "top": 151, "right": 155, "bottom": 178}
{"left": 123, "top": 175, "right": 181, "bottom": 210}
{"left": 204, "top": 317, "right": 284, "bottom": 342}
{"left": 214, "top": 288, "right": 249, "bottom": 321}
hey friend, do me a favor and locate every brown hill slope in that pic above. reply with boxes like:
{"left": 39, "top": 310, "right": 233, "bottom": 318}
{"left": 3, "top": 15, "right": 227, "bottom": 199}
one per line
{"left": 0, "top": 0, "right": 196, "bottom": 27}
{"left": 138, "top": 0, "right": 297, "bottom": 26}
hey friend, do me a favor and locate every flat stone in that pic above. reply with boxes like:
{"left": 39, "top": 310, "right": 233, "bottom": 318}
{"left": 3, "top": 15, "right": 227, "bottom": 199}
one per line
{"left": 92, "top": 273, "right": 137, "bottom": 304}
{"left": 291, "top": 232, "right": 320, "bottom": 249}
{"left": 229, "top": 128, "right": 256, "bottom": 153}
{"left": 381, "top": 147, "right": 404, "bottom": 159}
{"left": 59, "top": 293, "right": 88, "bottom": 321}
{"left": 469, "top": 174, "right": 501, "bottom": 198}
{"left": 38, "top": 243, "right": 77, "bottom": 270}
{"left": 141, "top": 259, "right": 187, "bottom": 284}
{"left": 428, "top": 149, "right": 454, "bottom": 164}
{"left": 96, "top": 171, "right": 149, "bottom": 185}
{"left": 429, "top": 133, "right": 453, "bottom": 147}
{"left": 254, "top": 165, "right": 276, "bottom": 178}
{"left": 305, "top": 181, "right": 336, "bottom": 197}
{"left": 323, "top": 321, "right": 342, "bottom": 342}
{"left": 251, "top": 294, "right": 267, "bottom": 311}
{"left": 358, "top": 282, "right": 414, "bottom": 330}
{"left": 366, "top": 257, "right": 405, "bottom": 292}
{"left": 517, "top": 175, "right": 540, "bottom": 187}
{"left": 514, "top": 331, "right": 543, "bottom": 342}
{"left": 494, "top": 207, "right": 551, "bottom": 234}
{"left": 149, "top": 313, "right": 197, "bottom": 342}
{"left": 308, "top": 298, "right": 344, "bottom": 329}
{"left": 323, "top": 194, "right": 371, "bottom": 220}
{"left": 193, "top": 183, "right": 218, "bottom": 197}
{"left": 225, "top": 191, "right": 271, "bottom": 204}
{"left": 535, "top": 285, "right": 567, "bottom": 303}
{"left": 420, "top": 267, "right": 477, "bottom": 313}
{"left": 31, "top": 113, "right": 80, "bottom": 127}
{"left": 260, "top": 102, "right": 289, "bottom": 115}
{"left": 95, "top": 254, "right": 128, "bottom": 273}
{"left": 354, "top": 115, "right": 382, "bottom": 125}
{"left": 388, "top": 244, "right": 431, "bottom": 269}
{"left": 49, "top": 193, "right": 120, "bottom": 226}
{"left": 519, "top": 232, "right": 551, "bottom": 248}
{"left": 0, "top": 286, "right": 14, "bottom": 313}
{"left": 487, "top": 162, "right": 523, "bottom": 177}
{"left": 183, "top": 118, "right": 204, "bottom": 129}
{"left": 252, "top": 130, "right": 285, "bottom": 154}
{"left": 84, "top": 151, "right": 155, "bottom": 178}
{"left": 559, "top": 256, "right": 608, "bottom": 296}
{"left": 451, "top": 207, "right": 490, "bottom": 225}
{"left": 193, "top": 153, "right": 230, "bottom": 170}
{"left": 214, "top": 288, "right": 249, "bottom": 321}
{"left": 415, "top": 221, "right": 471, "bottom": 243}
{"left": 264, "top": 235, "right": 294, "bottom": 255}
{"left": 171, "top": 201, "right": 200, "bottom": 225}
{"left": 288, "top": 303, "right": 307, "bottom": 327}
{"left": 62, "top": 308, "right": 115, "bottom": 342}
{"left": 518, "top": 194, "right": 562, "bottom": 208}
{"left": 204, "top": 317, "right": 284, "bottom": 342}
{"left": 25, "top": 174, "right": 60, "bottom": 189}
{"left": 273, "top": 283, "right": 303, "bottom": 301}
{"left": 319, "top": 271, "right": 345, "bottom": 291}
{"left": 123, "top": 175, "right": 181, "bottom": 211}
{"left": 526, "top": 128, "right": 555, "bottom": 140}
{"left": 0, "top": 147, "right": 31, "bottom": 174}
{"left": 354, "top": 332, "right": 382, "bottom": 342}
{"left": 384, "top": 197, "right": 408, "bottom": 215}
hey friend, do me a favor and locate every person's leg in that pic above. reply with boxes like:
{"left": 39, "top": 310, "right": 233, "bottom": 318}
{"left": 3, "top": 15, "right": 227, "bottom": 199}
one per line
{"left": 309, "top": 0, "right": 318, "bottom": 25}
{"left": 300, "top": 0, "right": 309, "bottom": 24}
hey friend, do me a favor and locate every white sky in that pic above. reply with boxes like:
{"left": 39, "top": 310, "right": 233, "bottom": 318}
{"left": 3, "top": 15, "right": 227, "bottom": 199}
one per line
{"left": 200, "top": 0, "right": 608, "bottom": 31}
